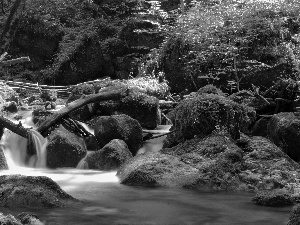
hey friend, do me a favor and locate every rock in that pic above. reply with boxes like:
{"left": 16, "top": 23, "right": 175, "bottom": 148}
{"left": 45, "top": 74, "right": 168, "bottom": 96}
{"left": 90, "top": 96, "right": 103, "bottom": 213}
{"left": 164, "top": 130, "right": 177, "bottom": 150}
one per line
{"left": 288, "top": 204, "right": 300, "bottom": 225}
{"left": 83, "top": 135, "right": 100, "bottom": 151}
{"left": 251, "top": 117, "right": 270, "bottom": 137}
{"left": 229, "top": 90, "right": 271, "bottom": 113}
{"left": 94, "top": 114, "right": 143, "bottom": 156}
{"left": 3, "top": 101, "right": 18, "bottom": 113}
{"left": 85, "top": 139, "right": 132, "bottom": 170}
{"left": 0, "top": 174, "right": 78, "bottom": 208}
{"left": 267, "top": 112, "right": 300, "bottom": 161}
{"left": 0, "top": 82, "right": 18, "bottom": 101}
{"left": 197, "top": 85, "right": 226, "bottom": 96}
{"left": 46, "top": 126, "right": 87, "bottom": 168}
{"left": 67, "top": 84, "right": 95, "bottom": 104}
{"left": 118, "top": 133, "right": 300, "bottom": 191}
{"left": 117, "top": 152, "right": 199, "bottom": 187}
{"left": 252, "top": 189, "right": 294, "bottom": 206}
{"left": 17, "top": 212, "right": 44, "bottom": 225}
{"left": 0, "top": 213, "right": 22, "bottom": 225}
{"left": 164, "top": 93, "right": 256, "bottom": 148}
{"left": 95, "top": 88, "right": 160, "bottom": 129}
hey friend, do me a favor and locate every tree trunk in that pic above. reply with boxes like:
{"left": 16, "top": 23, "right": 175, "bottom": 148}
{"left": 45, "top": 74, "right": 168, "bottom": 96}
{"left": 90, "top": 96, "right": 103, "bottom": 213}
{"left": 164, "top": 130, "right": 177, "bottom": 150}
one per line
{"left": 0, "top": 86, "right": 128, "bottom": 139}
{"left": 37, "top": 86, "right": 128, "bottom": 137}
{"left": 0, "top": 0, "right": 26, "bottom": 54}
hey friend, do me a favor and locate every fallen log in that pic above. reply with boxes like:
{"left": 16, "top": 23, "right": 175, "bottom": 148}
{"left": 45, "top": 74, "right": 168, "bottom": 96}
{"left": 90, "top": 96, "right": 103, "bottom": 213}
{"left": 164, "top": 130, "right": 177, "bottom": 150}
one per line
{"left": 0, "top": 116, "right": 30, "bottom": 138}
{"left": 0, "top": 86, "right": 128, "bottom": 139}
{"left": 37, "top": 86, "right": 129, "bottom": 137}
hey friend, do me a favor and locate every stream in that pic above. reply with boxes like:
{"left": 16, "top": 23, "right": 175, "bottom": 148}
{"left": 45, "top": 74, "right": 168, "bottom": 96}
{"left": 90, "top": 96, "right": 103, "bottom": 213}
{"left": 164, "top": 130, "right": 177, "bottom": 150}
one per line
{"left": 0, "top": 111, "right": 293, "bottom": 225}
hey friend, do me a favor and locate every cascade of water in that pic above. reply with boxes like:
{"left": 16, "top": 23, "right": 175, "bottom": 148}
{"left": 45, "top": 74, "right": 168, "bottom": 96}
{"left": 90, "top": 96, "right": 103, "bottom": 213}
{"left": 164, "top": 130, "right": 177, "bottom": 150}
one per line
{"left": 1, "top": 112, "right": 48, "bottom": 168}
{"left": 27, "top": 129, "right": 48, "bottom": 168}
{"left": 76, "top": 151, "right": 92, "bottom": 169}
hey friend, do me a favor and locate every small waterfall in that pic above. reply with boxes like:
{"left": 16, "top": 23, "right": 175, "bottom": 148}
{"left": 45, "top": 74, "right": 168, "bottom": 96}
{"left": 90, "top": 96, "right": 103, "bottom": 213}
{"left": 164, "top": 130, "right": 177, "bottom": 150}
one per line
{"left": 76, "top": 151, "right": 92, "bottom": 169}
{"left": 27, "top": 129, "right": 48, "bottom": 168}
{"left": 1, "top": 128, "right": 48, "bottom": 169}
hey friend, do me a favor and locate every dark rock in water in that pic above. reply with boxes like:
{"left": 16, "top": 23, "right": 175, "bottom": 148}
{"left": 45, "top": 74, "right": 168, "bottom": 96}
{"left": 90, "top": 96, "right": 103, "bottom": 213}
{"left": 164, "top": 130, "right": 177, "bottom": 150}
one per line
{"left": 95, "top": 88, "right": 160, "bottom": 129}
{"left": 288, "top": 204, "right": 300, "bottom": 225}
{"left": 118, "top": 133, "right": 300, "bottom": 191}
{"left": 0, "top": 174, "right": 79, "bottom": 208}
{"left": 252, "top": 189, "right": 294, "bottom": 206}
{"left": 0, "top": 212, "right": 22, "bottom": 225}
{"left": 46, "top": 126, "right": 87, "bottom": 168}
{"left": 117, "top": 152, "right": 199, "bottom": 187}
{"left": 94, "top": 114, "right": 143, "bottom": 156}
{"left": 83, "top": 135, "right": 100, "bottom": 151}
{"left": 268, "top": 112, "right": 300, "bottom": 161}
{"left": 251, "top": 117, "right": 270, "bottom": 137}
{"left": 17, "top": 212, "right": 43, "bottom": 225}
{"left": 164, "top": 94, "right": 256, "bottom": 148}
{"left": 0, "top": 146, "right": 8, "bottom": 170}
{"left": 3, "top": 101, "right": 18, "bottom": 113}
{"left": 85, "top": 139, "right": 132, "bottom": 170}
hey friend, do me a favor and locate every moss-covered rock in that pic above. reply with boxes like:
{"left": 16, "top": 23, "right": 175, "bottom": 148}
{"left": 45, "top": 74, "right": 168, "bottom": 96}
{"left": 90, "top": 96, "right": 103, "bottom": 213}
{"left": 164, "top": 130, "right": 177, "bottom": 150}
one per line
{"left": 118, "top": 133, "right": 300, "bottom": 192}
{"left": 288, "top": 204, "right": 300, "bottom": 225}
{"left": 94, "top": 114, "right": 143, "bottom": 155}
{"left": 95, "top": 88, "right": 160, "bottom": 128}
{"left": 85, "top": 139, "right": 132, "bottom": 170}
{"left": 164, "top": 94, "right": 256, "bottom": 147}
{"left": 46, "top": 126, "right": 87, "bottom": 168}
{"left": 0, "top": 174, "right": 79, "bottom": 208}
{"left": 117, "top": 152, "right": 199, "bottom": 187}
{"left": 252, "top": 189, "right": 294, "bottom": 206}
{"left": 268, "top": 112, "right": 300, "bottom": 161}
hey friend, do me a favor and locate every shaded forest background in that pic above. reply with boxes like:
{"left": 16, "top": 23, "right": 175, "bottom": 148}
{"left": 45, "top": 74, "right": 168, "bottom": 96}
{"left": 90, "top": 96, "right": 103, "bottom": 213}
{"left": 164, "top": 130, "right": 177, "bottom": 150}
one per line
{"left": 0, "top": 0, "right": 299, "bottom": 94}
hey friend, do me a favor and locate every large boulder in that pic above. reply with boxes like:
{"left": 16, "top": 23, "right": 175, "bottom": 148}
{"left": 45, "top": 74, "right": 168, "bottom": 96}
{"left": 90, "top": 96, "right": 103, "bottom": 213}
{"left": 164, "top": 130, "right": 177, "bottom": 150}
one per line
{"left": 0, "top": 212, "right": 44, "bottom": 225}
{"left": 267, "top": 112, "right": 300, "bottom": 161}
{"left": 288, "top": 204, "right": 300, "bottom": 225}
{"left": 94, "top": 114, "right": 143, "bottom": 155}
{"left": 85, "top": 139, "right": 133, "bottom": 170}
{"left": 0, "top": 174, "right": 79, "bottom": 208}
{"left": 252, "top": 189, "right": 294, "bottom": 206}
{"left": 95, "top": 88, "right": 160, "bottom": 129}
{"left": 118, "top": 133, "right": 300, "bottom": 192}
{"left": 46, "top": 126, "right": 87, "bottom": 168}
{"left": 117, "top": 152, "right": 199, "bottom": 187}
{"left": 164, "top": 93, "right": 256, "bottom": 148}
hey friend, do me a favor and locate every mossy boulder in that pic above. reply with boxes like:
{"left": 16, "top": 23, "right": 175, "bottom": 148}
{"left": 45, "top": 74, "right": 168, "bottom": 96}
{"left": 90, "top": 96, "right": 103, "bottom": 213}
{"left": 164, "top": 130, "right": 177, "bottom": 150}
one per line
{"left": 85, "top": 139, "right": 132, "bottom": 170}
{"left": 0, "top": 212, "right": 43, "bottom": 225}
{"left": 117, "top": 152, "right": 200, "bottom": 187}
{"left": 95, "top": 88, "right": 160, "bottom": 129}
{"left": 288, "top": 204, "right": 300, "bottom": 225}
{"left": 46, "top": 126, "right": 87, "bottom": 168}
{"left": 164, "top": 93, "right": 256, "bottom": 147}
{"left": 252, "top": 189, "right": 294, "bottom": 207}
{"left": 0, "top": 174, "right": 79, "bottom": 208}
{"left": 94, "top": 114, "right": 143, "bottom": 155}
{"left": 118, "top": 133, "right": 300, "bottom": 191}
{"left": 267, "top": 112, "right": 300, "bottom": 161}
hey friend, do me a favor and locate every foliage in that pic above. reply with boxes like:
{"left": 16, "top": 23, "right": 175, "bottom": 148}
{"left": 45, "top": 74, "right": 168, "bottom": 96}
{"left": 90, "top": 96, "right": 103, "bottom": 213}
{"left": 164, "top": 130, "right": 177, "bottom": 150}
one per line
{"left": 167, "top": 93, "right": 256, "bottom": 144}
{"left": 159, "top": 0, "right": 300, "bottom": 93}
{"left": 197, "top": 84, "right": 225, "bottom": 96}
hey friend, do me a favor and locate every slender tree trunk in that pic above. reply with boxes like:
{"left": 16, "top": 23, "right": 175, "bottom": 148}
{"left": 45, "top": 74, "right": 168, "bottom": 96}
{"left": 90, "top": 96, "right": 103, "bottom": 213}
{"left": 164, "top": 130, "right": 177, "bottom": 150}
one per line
{"left": 0, "top": 0, "right": 26, "bottom": 54}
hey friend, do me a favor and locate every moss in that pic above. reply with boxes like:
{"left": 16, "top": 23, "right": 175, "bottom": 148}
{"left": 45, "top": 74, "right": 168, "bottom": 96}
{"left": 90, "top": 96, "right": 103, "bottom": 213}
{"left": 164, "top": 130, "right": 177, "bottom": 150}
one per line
{"left": 252, "top": 189, "right": 294, "bottom": 207}
{"left": 197, "top": 85, "right": 225, "bottom": 96}
{"left": 166, "top": 94, "right": 256, "bottom": 145}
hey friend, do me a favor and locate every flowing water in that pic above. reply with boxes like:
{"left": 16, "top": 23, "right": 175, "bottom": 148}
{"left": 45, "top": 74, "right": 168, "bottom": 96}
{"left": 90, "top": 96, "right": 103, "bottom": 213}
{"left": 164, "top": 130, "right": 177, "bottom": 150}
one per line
{"left": 0, "top": 111, "right": 293, "bottom": 225}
